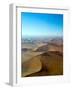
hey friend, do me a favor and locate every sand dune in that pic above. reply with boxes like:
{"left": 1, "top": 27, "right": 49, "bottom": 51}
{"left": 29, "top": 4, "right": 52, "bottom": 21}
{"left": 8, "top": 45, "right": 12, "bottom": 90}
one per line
{"left": 25, "top": 51, "right": 63, "bottom": 77}
{"left": 22, "top": 51, "right": 63, "bottom": 77}
{"left": 33, "top": 43, "right": 63, "bottom": 53}
{"left": 21, "top": 37, "right": 63, "bottom": 77}
{"left": 22, "top": 56, "right": 42, "bottom": 77}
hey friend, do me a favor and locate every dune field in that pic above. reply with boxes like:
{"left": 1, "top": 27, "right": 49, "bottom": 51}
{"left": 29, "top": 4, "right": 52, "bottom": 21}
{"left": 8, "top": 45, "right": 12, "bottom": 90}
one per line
{"left": 21, "top": 37, "right": 63, "bottom": 77}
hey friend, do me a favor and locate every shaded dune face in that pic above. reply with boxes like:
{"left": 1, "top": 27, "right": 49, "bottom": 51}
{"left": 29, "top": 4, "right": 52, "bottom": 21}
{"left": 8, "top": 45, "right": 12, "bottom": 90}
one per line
{"left": 40, "top": 51, "right": 63, "bottom": 76}
{"left": 22, "top": 51, "right": 63, "bottom": 77}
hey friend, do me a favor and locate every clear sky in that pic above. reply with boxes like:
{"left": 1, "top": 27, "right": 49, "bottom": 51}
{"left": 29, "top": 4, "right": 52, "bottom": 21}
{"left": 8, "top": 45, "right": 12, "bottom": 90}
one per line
{"left": 21, "top": 12, "right": 63, "bottom": 38}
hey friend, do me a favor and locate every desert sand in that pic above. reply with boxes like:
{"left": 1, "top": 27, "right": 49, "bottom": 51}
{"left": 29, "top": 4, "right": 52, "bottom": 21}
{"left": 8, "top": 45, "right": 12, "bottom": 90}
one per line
{"left": 21, "top": 37, "right": 63, "bottom": 77}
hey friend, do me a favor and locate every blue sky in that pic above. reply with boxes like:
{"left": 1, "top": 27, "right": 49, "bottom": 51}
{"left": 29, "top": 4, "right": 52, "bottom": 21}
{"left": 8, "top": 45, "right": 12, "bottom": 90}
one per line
{"left": 21, "top": 12, "right": 63, "bottom": 38}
